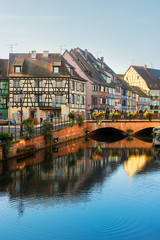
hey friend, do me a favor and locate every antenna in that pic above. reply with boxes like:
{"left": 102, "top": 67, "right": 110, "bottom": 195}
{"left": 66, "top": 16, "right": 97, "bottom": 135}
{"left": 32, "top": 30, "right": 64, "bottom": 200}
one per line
{"left": 95, "top": 51, "right": 101, "bottom": 58}
{"left": 151, "top": 62, "right": 153, "bottom": 68}
{"left": 56, "top": 44, "right": 66, "bottom": 54}
{"left": 7, "top": 43, "right": 17, "bottom": 53}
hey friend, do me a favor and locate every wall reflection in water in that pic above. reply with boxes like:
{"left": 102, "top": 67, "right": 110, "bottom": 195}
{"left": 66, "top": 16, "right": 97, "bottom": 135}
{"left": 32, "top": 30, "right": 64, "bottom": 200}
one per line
{"left": 0, "top": 137, "right": 159, "bottom": 215}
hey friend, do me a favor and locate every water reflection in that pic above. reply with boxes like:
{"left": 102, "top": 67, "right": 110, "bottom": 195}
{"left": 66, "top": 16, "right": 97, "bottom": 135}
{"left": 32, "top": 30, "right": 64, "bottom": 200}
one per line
{"left": 0, "top": 137, "right": 160, "bottom": 239}
{"left": 0, "top": 138, "right": 159, "bottom": 214}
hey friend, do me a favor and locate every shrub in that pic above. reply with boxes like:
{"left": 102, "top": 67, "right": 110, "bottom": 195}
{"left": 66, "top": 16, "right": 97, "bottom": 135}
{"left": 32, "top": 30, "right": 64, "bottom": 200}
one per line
{"left": 68, "top": 112, "right": 76, "bottom": 127}
{"left": 42, "top": 122, "right": 53, "bottom": 141}
{"left": 0, "top": 133, "right": 13, "bottom": 158}
{"left": 76, "top": 114, "right": 84, "bottom": 126}
{"left": 22, "top": 118, "right": 38, "bottom": 140}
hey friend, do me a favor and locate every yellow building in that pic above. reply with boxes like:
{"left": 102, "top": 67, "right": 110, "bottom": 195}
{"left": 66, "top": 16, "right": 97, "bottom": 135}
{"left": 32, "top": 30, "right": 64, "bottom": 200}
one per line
{"left": 8, "top": 51, "right": 86, "bottom": 122}
{"left": 124, "top": 65, "right": 160, "bottom": 112}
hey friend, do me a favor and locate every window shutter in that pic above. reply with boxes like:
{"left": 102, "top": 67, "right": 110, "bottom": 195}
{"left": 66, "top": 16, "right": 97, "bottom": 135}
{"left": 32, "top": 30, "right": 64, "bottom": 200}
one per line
{"left": 52, "top": 95, "right": 55, "bottom": 107}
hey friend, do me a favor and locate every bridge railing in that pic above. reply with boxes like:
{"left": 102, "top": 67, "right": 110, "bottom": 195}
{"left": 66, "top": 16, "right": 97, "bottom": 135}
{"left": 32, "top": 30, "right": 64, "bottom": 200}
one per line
{"left": 86, "top": 113, "right": 160, "bottom": 120}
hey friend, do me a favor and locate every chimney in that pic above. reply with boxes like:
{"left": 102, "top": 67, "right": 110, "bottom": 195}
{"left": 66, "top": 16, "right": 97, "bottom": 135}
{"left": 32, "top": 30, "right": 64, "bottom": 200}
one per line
{"left": 31, "top": 50, "right": 36, "bottom": 59}
{"left": 144, "top": 64, "right": 147, "bottom": 70}
{"left": 101, "top": 57, "right": 104, "bottom": 62}
{"left": 84, "top": 49, "right": 88, "bottom": 59}
{"left": 43, "top": 50, "right": 49, "bottom": 58}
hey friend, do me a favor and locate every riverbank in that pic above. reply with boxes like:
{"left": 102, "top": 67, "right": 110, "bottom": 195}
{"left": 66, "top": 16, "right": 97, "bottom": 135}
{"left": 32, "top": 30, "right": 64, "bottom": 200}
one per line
{"left": 0, "top": 123, "right": 87, "bottom": 161}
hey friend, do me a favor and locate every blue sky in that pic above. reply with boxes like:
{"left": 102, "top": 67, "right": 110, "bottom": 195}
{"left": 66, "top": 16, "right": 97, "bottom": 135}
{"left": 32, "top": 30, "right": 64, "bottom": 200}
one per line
{"left": 0, "top": 0, "right": 160, "bottom": 73}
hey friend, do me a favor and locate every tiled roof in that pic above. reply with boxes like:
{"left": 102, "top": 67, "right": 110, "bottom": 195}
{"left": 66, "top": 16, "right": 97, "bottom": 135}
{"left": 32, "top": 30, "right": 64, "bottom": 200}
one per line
{"left": 0, "top": 59, "right": 8, "bottom": 79}
{"left": 118, "top": 77, "right": 136, "bottom": 91}
{"left": 131, "top": 86, "right": 150, "bottom": 98}
{"left": 132, "top": 66, "right": 160, "bottom": 90}
{"left": 8, "top": 53, "right": 85, "bottom": 81}
{"left": 71, "top": 48, "right": 115, "bottom": 88}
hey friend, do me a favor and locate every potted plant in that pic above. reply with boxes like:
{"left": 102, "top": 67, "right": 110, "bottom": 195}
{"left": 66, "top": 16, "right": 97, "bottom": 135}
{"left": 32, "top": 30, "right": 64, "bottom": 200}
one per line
{"left": 127, "top": 112, "right": 137, "bottom": 120}
{"left": 92, "top": 112, "right": 105, "bottom": 125}
{"left": 109, "top": 112, "right": 121, "bottom": 121}
{"left": 144, "top": 111, "right": 154, "bottom": 121}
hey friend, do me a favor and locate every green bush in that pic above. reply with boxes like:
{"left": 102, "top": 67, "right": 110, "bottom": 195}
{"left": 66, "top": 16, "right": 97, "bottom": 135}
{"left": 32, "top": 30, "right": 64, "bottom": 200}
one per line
{"left": 22, "top": 118, "right": 37, "bottom": 140}
{"left": 42, "top": 122, "right": 53, "bottom": 141}
{"left": 76, "top": 114, "right": 84, "bottom": 126}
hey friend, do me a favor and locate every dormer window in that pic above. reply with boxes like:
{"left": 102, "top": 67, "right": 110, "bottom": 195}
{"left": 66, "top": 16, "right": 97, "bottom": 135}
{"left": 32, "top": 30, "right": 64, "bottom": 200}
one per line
{"left": 14, "top": 66, "right": 21, "bottom": 73}
{"left": 53, "top": 66, "right": 60, "bottom": 74}
{"left": 70, "top": 68, "right": 74, "bottom": 75}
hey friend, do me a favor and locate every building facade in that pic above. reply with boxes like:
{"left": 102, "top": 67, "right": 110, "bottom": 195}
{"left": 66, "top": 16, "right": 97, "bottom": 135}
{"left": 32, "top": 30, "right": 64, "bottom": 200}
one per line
{"left": 0, "top": 59, "right": 9, "bottom": 117}
{"left": 8, "top": 51, "right": 86, "bottom": 122}
{"left": 124, "top": 65, "right": 160, "bottom": 112}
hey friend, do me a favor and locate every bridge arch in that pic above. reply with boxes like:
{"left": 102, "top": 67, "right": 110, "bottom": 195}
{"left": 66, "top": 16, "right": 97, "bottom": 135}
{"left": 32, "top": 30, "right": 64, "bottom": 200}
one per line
{"left": 86, "top": 120, "right": 160, "bottom": 135}
{"left": 89, "top": 127, "right": 127, "bottom": 142}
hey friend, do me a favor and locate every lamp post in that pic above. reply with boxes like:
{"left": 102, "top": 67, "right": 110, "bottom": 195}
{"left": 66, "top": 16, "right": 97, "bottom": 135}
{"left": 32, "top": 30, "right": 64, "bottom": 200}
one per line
{"left": 19, "top": 90, "right": 24, "bottom": 138}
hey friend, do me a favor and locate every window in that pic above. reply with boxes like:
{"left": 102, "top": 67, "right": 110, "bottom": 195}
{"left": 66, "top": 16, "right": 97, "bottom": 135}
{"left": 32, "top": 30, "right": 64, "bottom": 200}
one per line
{"left": 56, "top": 81, "right": 62, "bottom": 88}
{"left": 122, "top": 100, "right": 126, "bottom": 106}
{"left": 56, "top": 96, "right": 62, "bottom": 107}
{"left": 81, "top": 96, "right": 84, "bottom": 105}
{"left": 39, "top": 95, "right": 42, "bottom": 102}
{"left": 14, "top": 94, "right": 19, "bottom": 102}
{"left": 101, "top": 86, "right": 104, "bottom": 92}
{"left": 100, "top": 98, "right": 102, "bottom": 104}
{"left": 14, "top": 66, "right": 21, "bottom": 73}
{"left": 92, "top": 97, "right": 97, "bottom": 106}
{"left": 71, "top": 94, "right": 74, "bottom": 104}
{"left": 77, "top": 82, "right": 79, "bottom": 91}
{"left": 14, "top": 80, "right": 20, "bottom": 88}
{"left": 92, "top": 85, "right": 98, "bottom": 92}
{"left": 1, "top": 98, "right": 6, "bottom": 104}
{"left": 81, "top": 83, "right": 84, "bottom": 92}
{"left": 71, "top": 81, "right": 75, "bottom": 90}
{"left": 149, "top": 84, "right": 152, "bottom": 88}
{"left": 137, "top": 76, "right": 139, "bottom": 79}
{"left": 35, "top": 95, "right": 38, "bottom": 102}
{"left": 102, "top": 98, "right": 106, "bottom": 104}
{"left": 0, "top": 82, "right": 3, "bottom": 89}
{"left": 155, "top": 84, "right": 157, "bottom": 87}
{"left": 70, "top": 68, "right": 74, "bottom": 75}
{"left": 34, "top": 81, "right": 38, "bottom": 88}
{"left": 53, "top": 67, "right": 60, "bottom": 73}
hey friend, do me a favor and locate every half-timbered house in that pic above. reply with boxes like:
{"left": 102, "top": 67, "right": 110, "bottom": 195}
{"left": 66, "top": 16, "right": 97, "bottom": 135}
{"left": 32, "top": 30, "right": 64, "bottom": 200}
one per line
{"left": 0, "top": 59, "right": 9, "bottom": 117}
{"left": 8, "top": 51, "right": 86, "bottom": 122}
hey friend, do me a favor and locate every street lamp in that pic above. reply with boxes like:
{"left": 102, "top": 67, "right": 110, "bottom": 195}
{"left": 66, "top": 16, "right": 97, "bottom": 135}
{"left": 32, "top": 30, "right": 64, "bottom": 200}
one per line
{"left": 19, "top": 90, "right": 24, "bottom": 138}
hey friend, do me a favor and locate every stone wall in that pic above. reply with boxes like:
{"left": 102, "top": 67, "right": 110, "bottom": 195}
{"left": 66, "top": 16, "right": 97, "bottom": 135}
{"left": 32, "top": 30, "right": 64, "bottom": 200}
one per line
{"left": 0, "top": 123, "right": 87, "bottom": 161}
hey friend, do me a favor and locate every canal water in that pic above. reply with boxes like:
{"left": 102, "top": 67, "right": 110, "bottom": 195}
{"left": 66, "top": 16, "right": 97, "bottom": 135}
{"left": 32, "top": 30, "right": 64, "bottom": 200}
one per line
{"left": 0, "top": 137, "right": 160, "bottom": 240}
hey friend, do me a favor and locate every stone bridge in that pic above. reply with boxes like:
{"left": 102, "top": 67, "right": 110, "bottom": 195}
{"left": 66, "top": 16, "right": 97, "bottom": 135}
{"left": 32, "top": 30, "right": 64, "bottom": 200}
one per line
{"left": 86, "top": 120, "right": 160, "bottom": 134}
